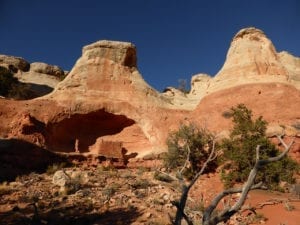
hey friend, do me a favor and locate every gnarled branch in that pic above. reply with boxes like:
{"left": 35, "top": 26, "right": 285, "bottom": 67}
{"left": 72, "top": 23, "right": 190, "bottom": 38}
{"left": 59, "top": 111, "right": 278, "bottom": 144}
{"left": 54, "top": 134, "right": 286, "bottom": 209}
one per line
{"left": 202, "top": 137, "right": 294, "bottom": 225}
{"left": 173, "top": 139, "right": 217, "bottom": 225}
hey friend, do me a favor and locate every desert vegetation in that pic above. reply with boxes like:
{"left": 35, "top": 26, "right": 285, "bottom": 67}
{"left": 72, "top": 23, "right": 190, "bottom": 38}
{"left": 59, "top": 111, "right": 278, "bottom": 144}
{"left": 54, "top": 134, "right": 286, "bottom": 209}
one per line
{"left": 162, "top": 104, "right": 299, "bottom": 225}
{"left": 221, "top": 104, "right": 298, "bottom": 190}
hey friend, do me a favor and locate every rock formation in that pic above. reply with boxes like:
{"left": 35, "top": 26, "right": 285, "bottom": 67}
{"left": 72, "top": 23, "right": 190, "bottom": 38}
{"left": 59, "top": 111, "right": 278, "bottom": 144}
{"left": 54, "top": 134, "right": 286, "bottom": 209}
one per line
{"left": 0, "top": 40, "right": 188, "bottom": 161}
{"left": 188, "top": 27, "right": 300, "bottom": 99}
{"left": 217, "top": 27, "right": 288, "bottom": 78}
{"left": 30, "top": 62, "right": 64, "bottom": 77}
{"left": 0, "top": 28, "right": 299, "bottom": 164}
{"left": 0, "top": 54, "right": 30, "bottom": 72}
{"left": 0, "top": 55, "right": 65, "bottom": 97}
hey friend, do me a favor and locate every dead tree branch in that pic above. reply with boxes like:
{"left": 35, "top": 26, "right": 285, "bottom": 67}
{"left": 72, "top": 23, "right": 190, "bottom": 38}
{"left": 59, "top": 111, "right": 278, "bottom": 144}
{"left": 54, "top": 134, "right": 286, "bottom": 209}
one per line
{"left": 173, "top": 139, "right": 217, "bottom": 225}
{"left": 202, "top": 137, "right": 294, "bottom": 225}
{"left": 179, "top": 145, "right": 191, "bottom": 174}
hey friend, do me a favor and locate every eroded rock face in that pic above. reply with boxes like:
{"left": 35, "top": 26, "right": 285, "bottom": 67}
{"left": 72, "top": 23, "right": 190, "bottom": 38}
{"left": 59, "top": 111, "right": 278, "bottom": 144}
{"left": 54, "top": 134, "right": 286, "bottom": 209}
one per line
{"left": 186, "top": 27, "right": 300, "bottom": 99}
{"left": 189, "top": 73, "right": 212, "bottom": 97}
{"left": 82, "top": 40, "right": 137, "bottom": 67}
{"left": 44, "top": 110, "right": 135, "bottom": 153}
{"left": 278, "top": 51, "right": 300, "bottom": 89}
{"left": 0, "top": 54, "right": 30, "bottom": 72}
{"left": 30, "top": 62, "right": 64, "bottom": 77}
{"left": 0, "top": 29, "right": 299, "bottom": 163}
{"left": 1, "top": 40, "right": 186, "bottom": 158}
{"left": 0, "top": 55, "right": 65, "bottom": 98}
{"left": 216, "top": 27, "right": 288, "bottom": 78}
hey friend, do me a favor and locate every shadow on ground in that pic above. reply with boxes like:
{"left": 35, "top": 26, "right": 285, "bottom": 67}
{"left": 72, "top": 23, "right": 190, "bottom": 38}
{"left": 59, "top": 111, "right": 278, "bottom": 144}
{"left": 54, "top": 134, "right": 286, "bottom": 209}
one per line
{"left": 0, "top": 138, "right": 67, "bottom": 182}
{"left": 0, "top": 205, "right": 142, "bottom": 225}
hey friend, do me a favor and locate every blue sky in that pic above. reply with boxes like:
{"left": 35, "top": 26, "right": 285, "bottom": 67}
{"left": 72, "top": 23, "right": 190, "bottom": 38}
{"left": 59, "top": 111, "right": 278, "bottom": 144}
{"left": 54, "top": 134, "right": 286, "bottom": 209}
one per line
{"left": 1, "top": 0, "right": 299, "bottom": 91}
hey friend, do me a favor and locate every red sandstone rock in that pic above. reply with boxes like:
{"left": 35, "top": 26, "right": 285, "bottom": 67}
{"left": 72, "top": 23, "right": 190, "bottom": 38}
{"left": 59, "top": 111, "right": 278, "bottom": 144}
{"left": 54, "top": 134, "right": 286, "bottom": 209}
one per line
{"left": 0, "top": 28, "right": 299, "bottom": 163}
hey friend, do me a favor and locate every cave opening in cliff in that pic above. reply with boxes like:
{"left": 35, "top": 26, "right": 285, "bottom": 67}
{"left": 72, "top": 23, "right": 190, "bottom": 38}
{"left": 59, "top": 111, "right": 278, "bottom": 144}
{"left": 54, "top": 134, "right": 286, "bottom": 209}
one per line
{"left": 45, "top": 109, "right": 135, "bottom": 153}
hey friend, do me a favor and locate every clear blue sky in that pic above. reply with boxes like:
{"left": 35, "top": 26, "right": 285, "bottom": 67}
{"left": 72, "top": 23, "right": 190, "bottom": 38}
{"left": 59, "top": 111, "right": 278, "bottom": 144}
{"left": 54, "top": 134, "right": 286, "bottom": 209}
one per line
{"left": 1, "top": 0, "right": 299, "bottom": 91}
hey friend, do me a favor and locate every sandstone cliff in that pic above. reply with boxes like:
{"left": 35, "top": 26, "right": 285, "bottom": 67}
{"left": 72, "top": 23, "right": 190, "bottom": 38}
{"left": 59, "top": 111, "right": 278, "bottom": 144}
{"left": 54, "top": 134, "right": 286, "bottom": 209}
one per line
{"left": 188, "top": 27, "right": 300, "bottom": 100}
{"left": 0, "top": 28, "right": 299, "bottom": 162}
{"left": 0, "top": 40, "right": 189, "bottom": 158}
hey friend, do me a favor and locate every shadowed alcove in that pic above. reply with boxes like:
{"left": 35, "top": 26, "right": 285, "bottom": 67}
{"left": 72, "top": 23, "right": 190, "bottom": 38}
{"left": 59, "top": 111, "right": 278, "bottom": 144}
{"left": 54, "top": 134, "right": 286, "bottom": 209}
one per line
{"left": 45, "top": 109, "right": 135, "bottom": 153}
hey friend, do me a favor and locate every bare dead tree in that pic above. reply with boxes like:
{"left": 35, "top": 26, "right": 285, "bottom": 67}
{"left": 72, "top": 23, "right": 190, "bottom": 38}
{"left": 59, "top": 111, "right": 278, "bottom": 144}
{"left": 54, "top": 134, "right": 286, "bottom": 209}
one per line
{"left": 172, "top": 139, "right": 218, "bottom": 225}
{"left": 171, "top": 135, "right": 294, "bottom": 225}
{"left": 202, "top": 135, "right": 294, "bottom": 225}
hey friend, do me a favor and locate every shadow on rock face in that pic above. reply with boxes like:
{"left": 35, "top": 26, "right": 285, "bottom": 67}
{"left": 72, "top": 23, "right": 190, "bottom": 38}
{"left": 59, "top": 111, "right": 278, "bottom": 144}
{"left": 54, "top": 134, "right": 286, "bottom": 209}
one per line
{"left": 0, "top": 138, "right": 67, "bottom": 182}
{"left": 45, "top": 109, "right": 135, "bottom": 153}
{"left": 24, "top": 82, "right": 54, "bottom": 97}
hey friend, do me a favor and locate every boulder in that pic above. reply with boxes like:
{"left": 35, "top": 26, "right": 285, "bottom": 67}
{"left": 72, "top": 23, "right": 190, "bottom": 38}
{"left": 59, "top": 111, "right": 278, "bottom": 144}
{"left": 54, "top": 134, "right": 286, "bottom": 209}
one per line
{"left": 30, "top": 62, "right": 64, "bottom": 76}
{"left": 0, "top": 54, "right": 30, "bottom": 72}
{"left": 52, "top": 170, "right": 71, "bottom": 187}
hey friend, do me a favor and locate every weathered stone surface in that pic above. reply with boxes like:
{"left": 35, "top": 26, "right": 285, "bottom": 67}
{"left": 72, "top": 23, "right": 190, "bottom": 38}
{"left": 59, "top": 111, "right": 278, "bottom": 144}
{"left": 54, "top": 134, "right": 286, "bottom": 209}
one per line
{"left": 278, "top": 51, "right": 300, "bottom": 89}
{"left": 196, "top": 27, "right": 300, "bottom": 97}
{"left": 89, "top": 139, "right": 124, "bottom": 158}
{"left": 0, "top": 54, "right": 30, "bottom": 72}
{"left": 30, "top": 62, "right": 64, "bottom": 76}
{"left": 0, "top": 56, "right": 64, "bottom": 98}
{"left": 52, "top": 170, "right": 71, "bottom": 187}
{"left": 0, "top": 28, "right": 299, "bottom": 163}
{"left": 216, "top": 27, "right": 288, "bottom": 78}
{"left": 82, "top": 40, "right": 137, "bottom": 67}
{"left": 188, "top": 73, "right": 212, "bottom": 98}
{"left": 44, "top": 39, "right": 184, "bottom": 156}
{"left": 266, "top": 125, "right": 284, "bottom": 137}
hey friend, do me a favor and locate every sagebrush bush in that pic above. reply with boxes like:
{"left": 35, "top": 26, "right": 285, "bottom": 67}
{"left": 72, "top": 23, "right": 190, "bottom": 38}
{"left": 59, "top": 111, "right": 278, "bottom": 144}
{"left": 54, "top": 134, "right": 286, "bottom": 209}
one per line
{"left": 153, "top": 171, "right": 174, "bottom": 183}
{"left": 164, "top": 123, "right": 218, "bottom": 179}
{"left": 221, "top": 104, "right": 299, "bottom": 190}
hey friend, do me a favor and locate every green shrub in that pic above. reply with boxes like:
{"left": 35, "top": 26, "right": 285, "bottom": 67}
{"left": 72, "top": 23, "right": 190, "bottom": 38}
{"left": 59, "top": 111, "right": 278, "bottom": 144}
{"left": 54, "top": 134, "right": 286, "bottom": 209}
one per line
{"left": 153, "top": 171, "right": 174, "bottom": 183}
{"left": 221, "top": 104, "right": 299, "bottom": 190}
{"left": 164, "top": 123, "right": 217, "bottom": 180}
{"left": 102, "top": 184, "right": 119, "bottom": 200}
{"left": 131, "top": 179, "right": 152, "bottom": 189}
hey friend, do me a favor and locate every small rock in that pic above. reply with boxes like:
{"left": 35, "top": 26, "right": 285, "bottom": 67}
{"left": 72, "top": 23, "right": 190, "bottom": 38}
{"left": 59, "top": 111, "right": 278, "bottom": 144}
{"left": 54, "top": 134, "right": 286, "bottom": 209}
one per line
{"left": 52, "top": 170, "right": 71, "bottom": 187}
{"left": 144, "top": 212, "right": 152, "bottom": 218}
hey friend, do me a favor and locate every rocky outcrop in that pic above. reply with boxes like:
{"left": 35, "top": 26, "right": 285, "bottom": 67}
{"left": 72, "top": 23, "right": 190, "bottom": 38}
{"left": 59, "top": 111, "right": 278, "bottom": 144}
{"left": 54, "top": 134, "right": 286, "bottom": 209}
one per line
{"left": 82, "top": 40, "right": 137, "bottom": 67}
{"left": 0, "top": 40, "right": 187, "bottom": 158}
{"left": 0, "top": 54, "right": 30, "bottom": 72}
{"left": 188, "top": 74, "right": 212, "bottom": 98}
{"left": 188, "top": 27, "right": 300, "bottom": 99}
{"left": 0, "top": 55, "right": 64, "bottom": 98}
{"left": 30, "top": 62, "right": 65, "bottom": 77}
{"left": 278, "top": 51, "right": 300, "bottom": 89}
{"left": 45, "top": 40, "right": 187, "bottom": 156}
{"left": 0, "top": 28, "right": 299, "bottom": 163}
{"left": 216, "top": 27, "right": 288, "bottom": 78}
